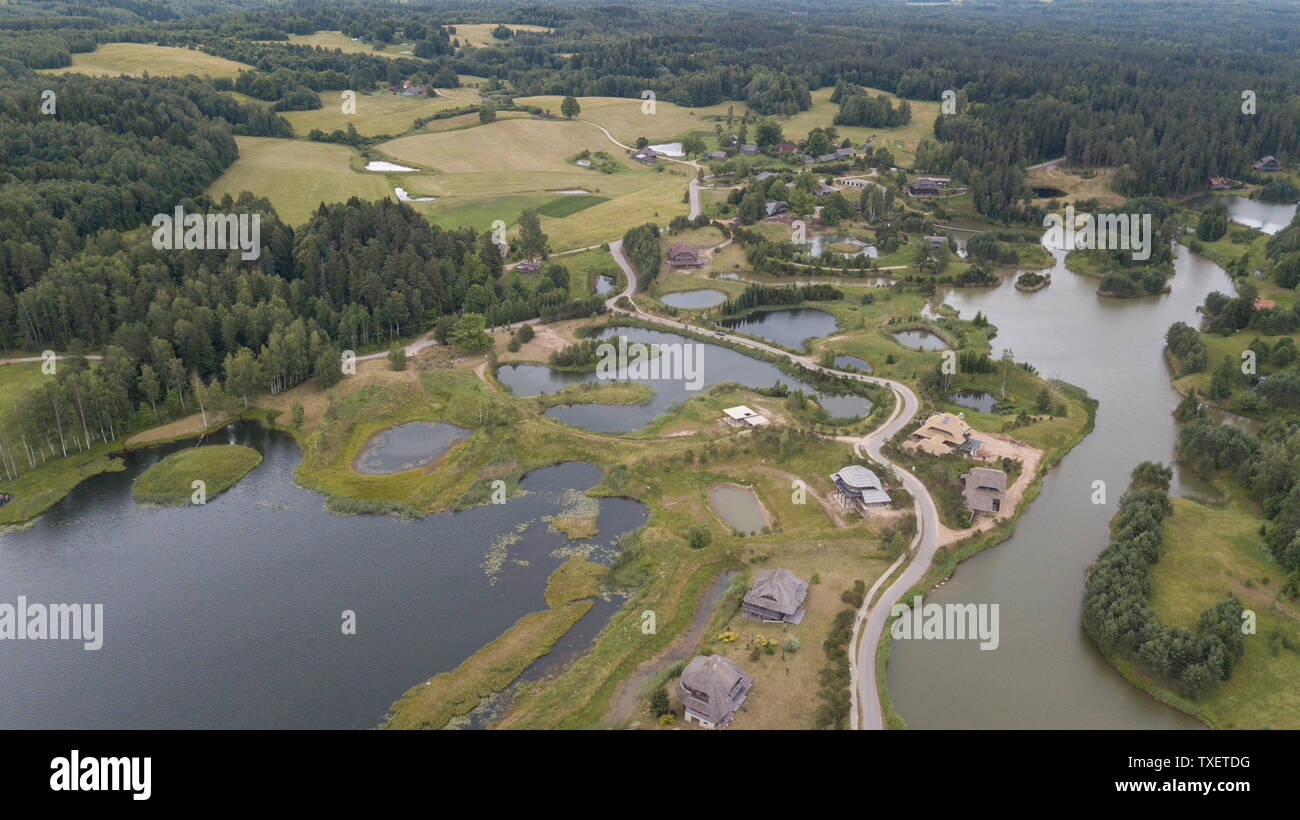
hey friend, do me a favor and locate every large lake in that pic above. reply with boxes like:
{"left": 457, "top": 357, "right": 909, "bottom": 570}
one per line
{"left": 0, "top": 424, "right": 646, "bottom": 729}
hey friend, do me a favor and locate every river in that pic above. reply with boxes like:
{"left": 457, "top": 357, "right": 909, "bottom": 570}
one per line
{"left": 884, "top": 235, "right": 1252, "bottom": 728}
{"left": 0, "top": 423, "right": 646, "bottom": 729}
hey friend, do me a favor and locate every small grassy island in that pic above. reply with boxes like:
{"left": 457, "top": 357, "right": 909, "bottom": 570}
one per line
{"left": 132, "top": 445, "right": 263, "bottom": 505}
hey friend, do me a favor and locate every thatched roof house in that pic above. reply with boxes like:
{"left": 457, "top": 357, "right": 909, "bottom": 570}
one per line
{"left": 742, "top": 568, "right": 808, "bottom": 624}
{"left": 962, "top": 467, "right": 1007, "bottom": 514}
{"left": 677, "top": 655, "right": 753, "bottom": 728}
{"left": 911, "top": 412, "right": 971, "bottom": 449}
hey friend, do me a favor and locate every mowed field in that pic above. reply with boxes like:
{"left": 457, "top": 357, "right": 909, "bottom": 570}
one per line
{"left": 38, "top": 43, "right": 251, "bottom": 79}
{"left": 207, "top": 136, "right": 392, "bottom": 226}
{"left": 279, "top": 92, "right": 469, "bottom": 138}
{"left": 516, "top": 95, "right": 741, "bottom": 146}
{"left": 282, "top": 30, "right": 397, "bottom": 55}
{"left": 377, "top": 117, "right": 692, "bottom": 247}
{"left": 451, "top": 23, "right": 553, "bottom": 48}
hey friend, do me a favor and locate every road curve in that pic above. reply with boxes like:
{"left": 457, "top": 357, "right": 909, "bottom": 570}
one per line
{"left": 605, "top": 241, "right": 939, "bottom": 729}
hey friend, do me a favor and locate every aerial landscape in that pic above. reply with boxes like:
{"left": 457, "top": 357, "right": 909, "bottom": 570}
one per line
{"left": 1, "top": 0, "right": 1298, "bottom": 768}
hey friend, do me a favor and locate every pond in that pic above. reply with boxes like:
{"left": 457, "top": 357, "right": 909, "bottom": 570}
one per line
{"left": 805, "top": 233, "right": 879, "bottom": 258}
{"left": 659, "top": 289, "right": 727, "bottom": 309}
{"left": 708, "top": 485, "right": 767, "bottom": 534}
{"left": 494, "top": 326, "right": 873, "bottom": 432}
{"left": 718, "top": 308, "right": 838, "bottom": 349}
{"left": 891, "top": 329, "right": 949, "bottom": 351}
{"left": 594, "top": 274, "right": 615, "bottom": 295}
{"left": 353, "top": 421, "right": 470, "bottom": 474}
{"left": 0, "top": 425, "right": 647, "bottom": 729}
{"left": 1225, "top": 196, "right": 1297, "bottom": 235}
{"left": 947, "top": 389, "right": 999, "bottom": 413}
{"left": 833, "top": 354, "right": 872, "bottom": 373}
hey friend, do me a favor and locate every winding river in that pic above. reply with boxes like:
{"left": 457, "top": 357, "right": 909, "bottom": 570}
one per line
{"left": 885, "top": 237, "right": 1246, "bottom": 729}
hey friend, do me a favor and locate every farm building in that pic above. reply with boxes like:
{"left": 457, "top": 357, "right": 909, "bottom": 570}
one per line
{"left": 739, "top": 144, "right": 759, "bottom": 155}
{"left": 906, "top": 177, "right": 945, "bottom": 196}
{"left": 515, "top": 258, "right": 540, "bottom": 274}
{"left": 677, "top": 655, "right": 752, "bottom": 729}
{"left": 829, "top": 465, "right": 892, "bottom": 516}
{"left": 962, "top": 467, "right": 1007, "bottom": 515}
{"left": 742, "top": 568, "right": 809, "bottom": 624}
{"left": 631, "top": 147, "right": 658, "bottom": 164}
{"left": 703, "top": 150, "right": 728, "bottom": 161}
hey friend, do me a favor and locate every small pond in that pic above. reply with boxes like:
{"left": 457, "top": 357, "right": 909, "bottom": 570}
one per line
{"left": 353, "top": 421, "right": 470, "bottom": 474}
{"left": 947, "top": 389, "right": 999, "bottom": 413}
{"left": 595, "top": 274, "right": 615, "bottom": 295}
{"left": 833, "top": 354, "right": 872, "bottom": 373}
{"left": 891, "top": 329, "right": 948, "bottom": 351}
{"left": 660, "top": 289, "right": 726, "bottom": 309}
{"left": 708, "top": 485, "right": 767, "bottom": 534}
{"left": 719, "top": 308, "right": 838, "bottom": 349}
{"left": 806, "top": 233, "right": 879, "bottom": 258}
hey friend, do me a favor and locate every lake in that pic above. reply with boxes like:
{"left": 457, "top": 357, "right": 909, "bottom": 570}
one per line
{"left": 495, "top": 326, "right": 872, "bottom": 431}
{"left": 886, "top": 237, "right": 1229, "bottom": 729}
{"left": 0, "top": 426, "right": 647, "bottom": 729}
{"left": 1225, "top": 196, "right": 1297, "bottom": 235}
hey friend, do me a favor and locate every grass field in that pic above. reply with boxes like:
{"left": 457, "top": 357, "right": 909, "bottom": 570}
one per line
{"left": 1146, "top": 495, "right": 1300, "bottom": 729}
{"left": 279, "top": 93, "right": 468, "bottom": 138}
{"left": 207, "top": 136, "right": 393, "bottom": 226}
{"left": 515, "top": 95, "right": 739, "bottom": 146}
{"left": 376, "top": 117, "right": 692, "bottom": 248}
{"left": 39, "top": 43, "right": 251, "bottom": 79}
{"left": 282, "top": 30, "right": 395, "bottom": 55}
{"left": 451, "top": 23, "right": 554, "bottom": 48}
{"left": 132, "top": 444, "right": 263, "bottom": 505}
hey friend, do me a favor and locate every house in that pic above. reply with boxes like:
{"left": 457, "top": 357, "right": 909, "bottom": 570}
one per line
{"left": 515, "top": 258, "right": 540, "bottom": 274}
{"left": 829, "top": 465, "right": 892, "bottom": 516}
{"left": 631, "top": 147, "right": 658, "bottom": 164}
{"left": 1253, "top": 155, "right": 1281, "bottom": 172}
{"left": 925, "top": 235, "right": 947, "bottom": 248}
{"left": 910, "top": 411, "right": 983, "bottom": 456}
{"left": 739, "top": 144, "right": 759, "bottom": 155}
{"left": 723, "top": 405, "right": 769, "bottom": 428}
{"left": 764, "top": 200, "right": 789, "bottom": 217}
{"left": 668, "top": 241, "right": 705, "bottom": 267}
{"left": 776, "top": 142, "right": 798, "bottom": 153}
{"left": 1254, "top": 297, "right": 1276, "bottom": 311}
{"left": 905, "top": 177, "right": 944, "bottom": 196}
{"left": 677, "top": 655, "right": 752, "bottom": 728}
{"left": 742, "top": 568, "right": 808, "bottom": 624}
{"left": 813, "top": 182, "right": 836, "bottom": 197}
{"left": 1209, "top": 176, "right": 1230, "bottom": 190}
{"left": 815, "top": 152, "right": 839, "bottom": 163}
{"left": 962, "top": 467, "right": 1007, "bottom": 515}
{"left": 703, "top": 150, "right": 728, "bottom": 161}
{"left": 835, "top": 146, "right": 856, "bottom": 160}
{"left": 754, "top": 170, "right": 778, "bottom": 182}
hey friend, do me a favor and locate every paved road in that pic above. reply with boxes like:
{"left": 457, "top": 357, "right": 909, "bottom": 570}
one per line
{"left": 605, "top": 241, "right": 940, "bottom": 730}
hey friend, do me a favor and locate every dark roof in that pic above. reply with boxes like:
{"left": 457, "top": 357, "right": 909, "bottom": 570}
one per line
{"left": 739, "top": 144, "right": 759, "bottom": 154}
{"left": 962, "top": 467, "right": 1006, "bottom": 512}
{"left": 668, "top": 241, "right": 696, "bottom": 257}
{"left": 677, "top": 655, "right": 752, "bottom": 725}
{"left": 743, "top": 568, "right": 808, "bottom": 617}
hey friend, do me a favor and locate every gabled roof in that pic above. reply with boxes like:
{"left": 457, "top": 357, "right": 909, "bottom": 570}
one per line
{"left": 744, "top": 568, "right": 808, "bottom": 617}
{"left": 669, "top": 241, "right": 696, "bottom": 257}
{"left": 913, "top": 412, "right": 970, "bottom": 446}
